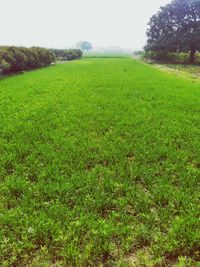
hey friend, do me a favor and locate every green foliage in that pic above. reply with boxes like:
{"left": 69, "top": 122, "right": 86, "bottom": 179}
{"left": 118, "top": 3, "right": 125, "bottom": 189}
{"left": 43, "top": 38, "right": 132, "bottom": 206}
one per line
{"left": 50, "top": 49, "right": 83, "bottom": 61}
{"left": 144, "top": 51, "right": 195, "bottom": 64}
{"left": 76, "top": 41, "right": 93, "bottom": 52}
{"left": 0, "top": 46, "right": 55, "bottom": 75}
{"left": 0, "top": 58, "right": 199, "bottom": 266}
{"left": 0, "top": 59, "right": 10, "bottom": 75}
{"left": 145, "top": 0, "right": 200, "bottom": 63}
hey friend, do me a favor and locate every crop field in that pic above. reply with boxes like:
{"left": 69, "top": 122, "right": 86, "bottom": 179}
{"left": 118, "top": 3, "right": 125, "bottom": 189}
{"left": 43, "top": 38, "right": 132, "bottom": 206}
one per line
{"left": 83, "top": 52, "right": 131, "bottom": 58}
{"left": 0, "top": 58, "right": 199, "bottom": 266}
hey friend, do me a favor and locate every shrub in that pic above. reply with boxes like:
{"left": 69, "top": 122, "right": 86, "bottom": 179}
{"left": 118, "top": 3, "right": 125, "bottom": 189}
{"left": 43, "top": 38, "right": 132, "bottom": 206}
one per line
{"left": 0, "top": 46, "right": 56, "bottom": 75}
{"left": 50, "top": 49, "right": 83, "bottom": 61}
{"left": 0, "top": 59, "right": 11, "bottom": 75}
{"left": 144, "top": 51, "right": 200, "bottom": 64}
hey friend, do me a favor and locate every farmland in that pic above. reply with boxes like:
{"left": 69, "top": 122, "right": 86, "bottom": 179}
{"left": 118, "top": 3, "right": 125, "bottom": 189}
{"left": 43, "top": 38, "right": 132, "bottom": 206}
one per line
{"left": 0, "top": 58, "right": 199, "bottom": 266}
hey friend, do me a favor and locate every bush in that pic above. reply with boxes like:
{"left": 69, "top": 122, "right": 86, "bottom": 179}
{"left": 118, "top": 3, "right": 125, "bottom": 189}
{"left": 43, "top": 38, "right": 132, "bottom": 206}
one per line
{"left": 0, "top": 46, "right": 56, "bottom": 75}
{"left": 50, "top": 49, "right": 83, "bottom": 61}
{"left": 144, "top": 51, "right": 200, "bottom": 64}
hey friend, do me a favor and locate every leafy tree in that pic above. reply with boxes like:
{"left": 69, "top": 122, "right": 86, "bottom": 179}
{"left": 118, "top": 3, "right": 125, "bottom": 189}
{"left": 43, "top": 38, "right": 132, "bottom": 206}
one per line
{"left": 76, "top": 41, "right": 93, "bottom": 52}
{"left": 145, "top": 0, "right": 200, "bottom": 63}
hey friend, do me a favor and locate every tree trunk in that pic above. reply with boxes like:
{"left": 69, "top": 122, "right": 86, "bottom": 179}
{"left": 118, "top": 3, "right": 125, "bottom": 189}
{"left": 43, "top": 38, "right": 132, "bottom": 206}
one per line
{"left": 189, "top": 48, "right": 196, "bottom": 64}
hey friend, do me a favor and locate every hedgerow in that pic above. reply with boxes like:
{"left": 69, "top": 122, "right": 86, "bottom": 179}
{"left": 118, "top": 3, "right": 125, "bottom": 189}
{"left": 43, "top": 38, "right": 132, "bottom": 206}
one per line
{"left": 0, "top": 46, "right": 55, "bottom": 75}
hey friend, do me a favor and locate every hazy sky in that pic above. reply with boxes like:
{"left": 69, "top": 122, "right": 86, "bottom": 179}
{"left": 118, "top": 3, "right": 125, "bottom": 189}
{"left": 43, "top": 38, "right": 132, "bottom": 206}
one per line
{"left": 0, "top": 0, "right": 171, "bottom": 49}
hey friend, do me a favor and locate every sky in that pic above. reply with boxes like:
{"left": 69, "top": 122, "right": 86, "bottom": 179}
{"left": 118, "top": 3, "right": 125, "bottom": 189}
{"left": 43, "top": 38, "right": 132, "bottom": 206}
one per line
{"left": 0, "top": 0, "right": 171, "bottom": 50}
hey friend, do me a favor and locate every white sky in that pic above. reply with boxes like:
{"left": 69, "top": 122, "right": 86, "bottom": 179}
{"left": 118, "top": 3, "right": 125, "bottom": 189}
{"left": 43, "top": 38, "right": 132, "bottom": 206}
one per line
{"left": 0, "top": 0, "right": 171, "bottom": 50}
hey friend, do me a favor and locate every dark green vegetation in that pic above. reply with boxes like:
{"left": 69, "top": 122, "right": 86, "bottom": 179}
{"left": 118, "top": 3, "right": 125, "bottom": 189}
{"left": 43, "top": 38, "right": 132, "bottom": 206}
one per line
{"left": 0, "top": 58, "right": 199, "bottom": 266}
{"left": 145, "top": 0, "right": 200, "bottom": 63}
{"left": 50, "top": 49, "right": 83, "bottom": 62}
{"left": 0, "top": 47, "right": 55, "bottom": 75}
{"left": 144, "top": 51, "right": 200, "bottom": 64}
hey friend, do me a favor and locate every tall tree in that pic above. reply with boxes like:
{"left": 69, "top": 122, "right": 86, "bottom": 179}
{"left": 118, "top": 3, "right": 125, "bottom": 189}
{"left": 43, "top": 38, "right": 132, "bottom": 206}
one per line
{"left": 145, "top": 0, "right": 200, "bottom": 63}
{"left": 76, "top": 41, "right": 93, "bottom": 52}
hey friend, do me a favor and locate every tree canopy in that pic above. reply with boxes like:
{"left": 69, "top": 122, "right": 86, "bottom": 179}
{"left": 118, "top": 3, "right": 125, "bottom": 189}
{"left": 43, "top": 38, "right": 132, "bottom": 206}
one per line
{"left": 145, "top": 0, "right": 200, "bottom": 63}
{"left": 76, "top": 41, "right": 93, "bottom": 52}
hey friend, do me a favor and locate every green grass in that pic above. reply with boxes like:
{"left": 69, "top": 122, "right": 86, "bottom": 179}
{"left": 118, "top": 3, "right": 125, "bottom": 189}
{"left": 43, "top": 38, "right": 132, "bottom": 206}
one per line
{"left": 0, "top": 58, "right": 199, "bottom": 266}
{"left": 164, "top": 64, "right": 200, "bottom": 78}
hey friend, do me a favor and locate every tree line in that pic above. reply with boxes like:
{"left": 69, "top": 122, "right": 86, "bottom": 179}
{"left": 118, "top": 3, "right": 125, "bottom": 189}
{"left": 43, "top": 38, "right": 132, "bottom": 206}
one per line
{"left": 0, "top": 47, "right": 83, "bottom": 75}
{"left": 145, "top": 0, "right": 200, "bottom": 64}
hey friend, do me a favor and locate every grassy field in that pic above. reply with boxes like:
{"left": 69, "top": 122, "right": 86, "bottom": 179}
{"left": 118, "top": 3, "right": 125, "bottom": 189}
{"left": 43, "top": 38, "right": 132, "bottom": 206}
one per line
{"left": 83, "top": 52, "right": 131, "bottom": 58}
{"left": 0, "top": 58, "right": 199, "bottom": 266}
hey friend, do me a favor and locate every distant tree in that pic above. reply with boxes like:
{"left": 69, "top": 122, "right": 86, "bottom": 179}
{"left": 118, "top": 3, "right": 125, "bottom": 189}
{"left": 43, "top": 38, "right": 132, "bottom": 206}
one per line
{"left": 145, "top": 0, "right": 200, "bottom": 63}
{"left": 76, "top": 41, "right": 93, "bottom": 52}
